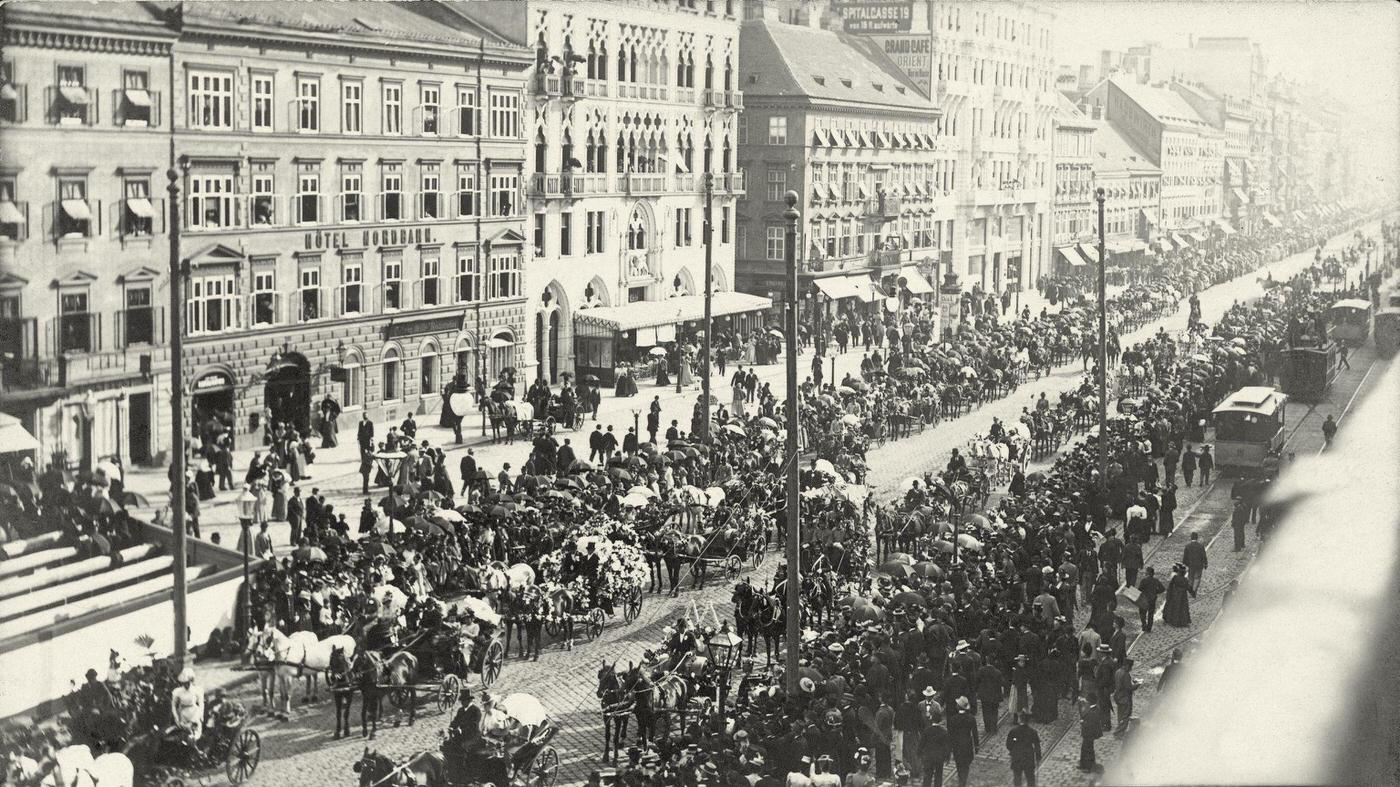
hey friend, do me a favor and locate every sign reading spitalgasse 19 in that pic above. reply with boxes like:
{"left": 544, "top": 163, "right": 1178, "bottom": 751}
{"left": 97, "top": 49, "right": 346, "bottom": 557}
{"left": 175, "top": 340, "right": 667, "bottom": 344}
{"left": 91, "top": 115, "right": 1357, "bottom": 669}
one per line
{"left": 831, "top": 0, "right": 914, "bottom": 33}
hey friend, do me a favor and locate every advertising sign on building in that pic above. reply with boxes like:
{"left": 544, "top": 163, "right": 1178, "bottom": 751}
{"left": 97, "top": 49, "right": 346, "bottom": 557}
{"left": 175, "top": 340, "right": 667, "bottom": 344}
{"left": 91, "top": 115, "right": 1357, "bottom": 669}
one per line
{"left": 831, "top": 0, "right": 914, "bottom": 33}
{"left": 879, "top": 36, "right": 931, "bottom": 85}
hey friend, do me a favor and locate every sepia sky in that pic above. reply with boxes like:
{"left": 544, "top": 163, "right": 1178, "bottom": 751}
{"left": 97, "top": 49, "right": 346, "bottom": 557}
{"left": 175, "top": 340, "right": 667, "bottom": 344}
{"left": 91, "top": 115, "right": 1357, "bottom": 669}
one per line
{"left": 1049, "top": 1, "right": 1399, "bottom": 128}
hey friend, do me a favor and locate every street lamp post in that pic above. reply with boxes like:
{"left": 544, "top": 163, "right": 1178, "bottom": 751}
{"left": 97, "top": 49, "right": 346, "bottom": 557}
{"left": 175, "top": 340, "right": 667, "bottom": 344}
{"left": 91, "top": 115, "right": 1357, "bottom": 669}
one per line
{"left": 705, "top": 621, "right": 743, "bottom": 727}
{"left": 701, "top": 173, "right": 714, "bottom": 444}
{"left": 167, "top": 166, "right": 190, "bottom": 668}
{"left": 782, "top": 191, "right": 801, "bottom": 695}
{"left": 235, "top": 488, "right": 256, "bottom": 635}
{"left": 1095, "top": 188, "right": 1108, "bottom": 481}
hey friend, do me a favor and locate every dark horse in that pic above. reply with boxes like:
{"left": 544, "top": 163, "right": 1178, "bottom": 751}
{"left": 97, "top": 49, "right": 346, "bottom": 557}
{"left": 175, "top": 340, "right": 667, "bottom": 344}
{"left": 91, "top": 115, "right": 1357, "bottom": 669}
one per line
{"left": 328, "top": 646, "right": 356, "bottom": 739}
{"left": 352, "top": 747, "right": 444, "bottom": 787}
{"left": 352, "top": 650, "right": 419, "bottom": 739}
{"left": 596, "top": 660, "right": 634, "bottom": 764}
{"left": 732, "top": 578, "right": 783, "bottom": 663}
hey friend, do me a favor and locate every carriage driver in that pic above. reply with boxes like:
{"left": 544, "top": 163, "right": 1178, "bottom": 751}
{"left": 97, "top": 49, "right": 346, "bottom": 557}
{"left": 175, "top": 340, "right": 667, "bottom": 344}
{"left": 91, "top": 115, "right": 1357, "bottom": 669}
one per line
{"left": 169, "top": 667, "right": 206, "bottom": 741}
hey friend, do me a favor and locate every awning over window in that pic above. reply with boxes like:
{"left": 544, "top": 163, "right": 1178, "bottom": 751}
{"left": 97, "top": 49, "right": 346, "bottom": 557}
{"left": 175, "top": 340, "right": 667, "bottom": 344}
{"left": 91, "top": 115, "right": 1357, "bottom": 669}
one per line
{"left": 1106, "top": 239, "right": 1146, "bottom": 254}
{"left": 814, "top": 276, "right": 866, "bottom": 301}
{"left": 1263, "top": 212, "right": 1281, "bottom": 227}
{"left": 59, "top": 86, "right": 89, "bottom": 105}
{"left": 826, "top": 183, "right": 841, "bottom": 201}
{"left": 1230, "top": 188, "right": 1249, "bottom": 205}
{"left": 1140, "top": 208, "right": 1158, "bottom": 225}
{"left": 1055, "top": 246, "right": 1089, "bottom": 267}
{"left": 0, "top": 201, "right": 25, "bottom": 224}
{"left": 124, "top": 88, "right": 152, "bottom": 108}
{"left": 482, "top": 336, "right": 514, "bottom": 349}
{"left": 877, "top": 131, "right": 892, "bottom": 148}
{"left": 898, "top": 266, "right": 935, "bottom": 295}
{"left": 1171, "top": 232, "right": 1191, "bottom": 249}
{"left": 856, "top": 276, "right": 884, "bottom": 303}
{"left": 1188, "top": 230, "right": 1208, "bottom": 243}
{"left": 1293, "top": 210, "right": 1307, "bottom": 221}
{"left": 814, "top": 128, "right": 831, "bottom": 147}
{"left": 60, "top": 199, "right": 92, "bottom": 221}
{"left": 1214, "top": 219, "right": 1237, "bottom": 235}
{"left": 126, "top": 198, "right": 155, "bottom": 218}
{"left": 1077, "top": 243, "right": 1101, "bottom": 264}
{"left": 857, "top": 183, "right": 870, "bottom": 200}
{"left": 573, "top": 291, "right": 772, "bottom": 332}
{"left": 0, "top": 84, "right": 18, "bottom": 101}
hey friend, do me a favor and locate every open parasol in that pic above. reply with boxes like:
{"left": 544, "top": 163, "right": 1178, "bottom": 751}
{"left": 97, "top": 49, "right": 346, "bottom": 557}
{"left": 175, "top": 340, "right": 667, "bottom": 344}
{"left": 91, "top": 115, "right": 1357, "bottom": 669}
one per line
{"left": 496, "top": 693, "right": 549, "bottom": 727}
{"left": 0, "top": 413, "right": 40, "bottom": 453}
{"left": 292, "top": 545, "right": 327, "bottom": 562}
{"left": 884, "top": 552, "right": 915, "bottom": 566}
{"left": 879, "top": 561, "right": 911, "bottom": 578}
{"left": 912, "top": 561, "right": 944, "bottom": 580}
{"left": 458, "top": 595, "right": 503, "bottom": 627}
{"left": 891, "top": 590, "right": 928, "bottom": 607}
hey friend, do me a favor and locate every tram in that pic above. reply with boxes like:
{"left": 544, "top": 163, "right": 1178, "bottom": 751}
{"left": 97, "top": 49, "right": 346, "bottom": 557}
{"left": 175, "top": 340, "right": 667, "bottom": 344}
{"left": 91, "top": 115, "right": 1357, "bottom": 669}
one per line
{"left": 1212, "top": 386, "right": 1288, "bottom": 471}
{"left": 1326, "top": 299, "right": 1373, "bottom": 346}
{"left": 1376, "top": 309, "right": 1400, "bottom": 356}
{"left": 1279, "top": 343, "right": 1341, "bottom": 403}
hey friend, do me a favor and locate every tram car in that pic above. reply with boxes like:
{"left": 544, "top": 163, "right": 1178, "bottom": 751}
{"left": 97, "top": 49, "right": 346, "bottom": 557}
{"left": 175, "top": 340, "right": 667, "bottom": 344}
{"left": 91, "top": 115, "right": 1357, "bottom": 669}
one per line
{"left": 1326, "top": 298, "right": 1373, "bottom": 346}
{"left": 1211, "top": 386, "right": 1288, "bottom": 472}
{"left": 1375, "top": 308, "right": 1400, "bottom": 357}
{"left": 1279, "top": 342, "right": 1341, "bottom": 403}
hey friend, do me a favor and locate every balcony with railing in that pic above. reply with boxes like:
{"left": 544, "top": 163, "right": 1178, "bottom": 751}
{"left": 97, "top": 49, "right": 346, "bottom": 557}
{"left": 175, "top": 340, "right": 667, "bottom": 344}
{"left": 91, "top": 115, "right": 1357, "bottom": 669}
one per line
{"left": 618, "top": 172, "right": 667, "bottom": 195}
{"left": 868, "top": 248, "right": 904, "bottom": 271}
{"left": 533, "top": 72, "right": 561, "bottom": 97}
{"left": 529, "top": 172, "right": 588, "bottom": 200}
{"left": 865, "top": 195, "right": 902, "bottom": 218}
{"left": 562, "top": 76, "right": 586, "bottom": 100}
{"left": 726, "top": 90, "right": 744, "bottom": 110}
{"left": 703, "top": 89, "right": 723, "bottom": 109}
{"left": 721, "top": 171, "right": 745, "bottom": 194}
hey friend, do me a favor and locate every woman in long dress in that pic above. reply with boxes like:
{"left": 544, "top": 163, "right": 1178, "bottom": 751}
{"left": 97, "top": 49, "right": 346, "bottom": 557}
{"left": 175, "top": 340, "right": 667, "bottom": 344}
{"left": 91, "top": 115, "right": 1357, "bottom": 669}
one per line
{"left": 1161, "top": 563, "right": 1195, "bottom": 627}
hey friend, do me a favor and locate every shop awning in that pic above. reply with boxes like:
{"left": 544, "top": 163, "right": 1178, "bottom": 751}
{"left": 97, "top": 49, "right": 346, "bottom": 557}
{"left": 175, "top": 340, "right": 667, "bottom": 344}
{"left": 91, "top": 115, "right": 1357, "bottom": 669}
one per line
{"left": 1188, "top": 230, "right": 1209, "bottom": 243}
{"left": 61, "top": 199, "right": 92, "bottom": 221}
{"left": 1230, "top": 188, "right": 1249, "bottom": 205}
{"left": 856, "top": 276, "right": 884, "bottom": 303}
{"left": 1056, "top": 245, "right": 1089, "bottom": 268}
{"left": 1171, "top": 232, "right": 1191, "bottom": 248}
{"left": 126, "top": 198, "right": 155, "bottom": 218}
{"left": 124, "top": 88, "right": 152, "bottom": 108}
{"left": 1214, "top": 219, "right": 1237, "bottom": 235}
{"left": 1140, "top": 208, "right": 1159, "bottom": 226}
{"left": 814, "top": 276, "right": 865, "bottom": 301}
{"left": 59, "top": 86, "right": 89, "bottom": 105}
{"left": 1077, "top": 243, "right": 1102, "bottom": 264}
{"left": 897, "top": 266, "right": 935, "bottom": 295}
{"left": 573, "top": 292, "right": 772, "bottom": 333}
{"left": 1263, "top": 212, "right": 1282, "bottom": 227}
{"left": 1293, "top": 210, "right": 1306, "bottom": 221}
{"left": 1106, "top": 239, "right": 1146, "bottom": 254}
{"left": 0, "top": 201, "right": 25, "bottom": 225}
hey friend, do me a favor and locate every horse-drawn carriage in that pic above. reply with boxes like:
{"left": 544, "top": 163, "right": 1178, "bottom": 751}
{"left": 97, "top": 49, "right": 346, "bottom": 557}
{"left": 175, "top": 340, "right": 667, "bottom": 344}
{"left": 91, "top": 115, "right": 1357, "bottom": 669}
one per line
{"left": 353, "top": 694, "right": 559, "bottom": 787}
{"left": 123, "top": 703, "right": 262, "bottom": 787}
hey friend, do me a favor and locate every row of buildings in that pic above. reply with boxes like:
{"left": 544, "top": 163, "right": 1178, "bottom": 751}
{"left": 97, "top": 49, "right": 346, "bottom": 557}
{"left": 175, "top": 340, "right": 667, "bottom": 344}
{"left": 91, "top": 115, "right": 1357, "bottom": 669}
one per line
{"left": 1048, "top": 35, "right": 1359, "bottom": 274}
{"left": 0, "top": 1, "right": 1361, "bottom": 473}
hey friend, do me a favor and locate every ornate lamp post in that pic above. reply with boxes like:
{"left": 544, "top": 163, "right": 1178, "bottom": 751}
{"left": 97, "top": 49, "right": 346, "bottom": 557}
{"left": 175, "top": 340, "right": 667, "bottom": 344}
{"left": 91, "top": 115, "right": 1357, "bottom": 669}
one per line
{"left": 705, "top": 620, "right": 744, "bottom": 724}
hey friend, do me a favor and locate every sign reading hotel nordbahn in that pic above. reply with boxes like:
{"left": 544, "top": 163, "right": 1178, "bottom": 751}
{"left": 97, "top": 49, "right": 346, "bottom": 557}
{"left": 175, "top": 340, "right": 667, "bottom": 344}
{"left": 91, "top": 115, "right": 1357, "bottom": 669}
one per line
{"left": 304, "top": 225, "right": 436, "bottom": 251}
{"left": 832, "top": 0, "right": 914, "bottom": 33}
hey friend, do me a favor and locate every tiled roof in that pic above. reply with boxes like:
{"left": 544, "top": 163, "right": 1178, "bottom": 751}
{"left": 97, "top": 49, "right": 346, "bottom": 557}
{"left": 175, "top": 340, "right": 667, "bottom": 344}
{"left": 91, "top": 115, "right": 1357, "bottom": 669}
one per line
{"left": 1055, "top": 93, "right": 1095, "bottom": 128}
{"left": 739, "top": 19, "right": 933, "bottom": 111}
{"left": 1110, "top": 76, "right": 1213, "bottom": 131}
{"left": 1094, "top": 120, "right": 1162, "bottom": 176}
{"left": 4, "top": 1, "right": 172, "bottom": 30}
{"left": 184, "top": 1, "right": 501, "bottom": 48}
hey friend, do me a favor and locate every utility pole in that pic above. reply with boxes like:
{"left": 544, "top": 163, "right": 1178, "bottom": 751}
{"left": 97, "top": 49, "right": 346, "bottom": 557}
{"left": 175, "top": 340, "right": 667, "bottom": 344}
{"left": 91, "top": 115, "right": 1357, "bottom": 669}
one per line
{"left": 1095, "top": 187, "right": 1108, "bottom": 481}
{"left": 782, "top": 191, "right": 801, "bottom": 694}
{"left": 701, "top": 173, "right": 714, "bottom": 444}
{"left": 167, "top": 166, "right": 189, "bottom": 666}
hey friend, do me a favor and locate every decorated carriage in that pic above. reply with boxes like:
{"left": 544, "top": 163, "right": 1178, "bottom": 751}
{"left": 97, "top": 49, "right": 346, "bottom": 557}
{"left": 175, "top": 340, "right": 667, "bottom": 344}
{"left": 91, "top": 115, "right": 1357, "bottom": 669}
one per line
{"left": 446, "top": 694, "right": 560, "bottom": 787}
{"left": 122, "top": 695, "right": 261, "bottom": 787}
{"left": 537, "top": 519, "right": 649, "bottom": 640}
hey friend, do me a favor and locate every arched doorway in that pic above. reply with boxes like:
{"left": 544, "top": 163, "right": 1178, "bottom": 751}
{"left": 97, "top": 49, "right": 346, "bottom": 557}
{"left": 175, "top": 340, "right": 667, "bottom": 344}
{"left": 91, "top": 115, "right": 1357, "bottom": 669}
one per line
{"left": 263, "top": 351, "right": 311, "bottom": 433}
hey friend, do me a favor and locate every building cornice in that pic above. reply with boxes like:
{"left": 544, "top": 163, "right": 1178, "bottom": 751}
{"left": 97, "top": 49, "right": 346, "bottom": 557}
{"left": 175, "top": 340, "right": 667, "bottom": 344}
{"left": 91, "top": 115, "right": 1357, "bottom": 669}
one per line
{"left": 3, "top": 24, "right": 174, "bottom": 57}
{"left": 741, "top": 95, "right": 940, "bottom": 121}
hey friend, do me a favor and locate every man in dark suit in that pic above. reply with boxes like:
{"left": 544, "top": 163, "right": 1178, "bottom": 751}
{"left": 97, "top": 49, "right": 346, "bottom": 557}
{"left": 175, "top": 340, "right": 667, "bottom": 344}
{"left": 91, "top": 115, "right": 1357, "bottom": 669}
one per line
{"left": 588, "top": 424, "right": 605, "bottom": 463}
{"left": 975, "top": 661, "right": 1007, "bottom": 735}
{"left": 459, "top": 449, "right": 478, "bottom": 497}
{"left": 356, "top": 414, "right": 375, "bottom": 453}
{"left": 622, "top": 427, "right": 639, "bottom": 456}
{"left": 1182, "top": 532, "right": 1208, "bottom": 592}
{"left": 286, "top": 486, "right": 304, "bottom": 545}
{"left": 647, "top": 396, "right": 662, "bottom": 444}
{"left": 306, "top": 488, "right": 324, "bottom": 529}
{"left": 556, "top": 439, "right": 576, "bottom": 472}
{"left": 665, "top": 420, "right": 681, "bottom": 443}
{"left": 600, "top": 425, "right": 619, "bottom": 459}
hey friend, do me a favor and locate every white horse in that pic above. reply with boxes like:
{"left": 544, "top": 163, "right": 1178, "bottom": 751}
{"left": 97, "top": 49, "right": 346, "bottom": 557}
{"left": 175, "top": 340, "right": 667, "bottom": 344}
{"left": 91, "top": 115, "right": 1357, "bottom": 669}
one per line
{"left": 10, "top": 745, "right": 133, "bottom": 787}
{"left": 251, "top": 626, "right": 358, "bottom": 712}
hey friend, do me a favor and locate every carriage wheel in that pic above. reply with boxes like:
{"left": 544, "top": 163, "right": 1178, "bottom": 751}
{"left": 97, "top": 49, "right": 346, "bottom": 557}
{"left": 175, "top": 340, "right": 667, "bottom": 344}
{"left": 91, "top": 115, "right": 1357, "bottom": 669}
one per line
{"left": 725, "top": 555, "right": 742, "bottom": 576}
{"left": 225, "top": 729, "right": 261, "bottom": 785}
{"left": 532, "top": 745, "right": 560, "bottom": 786}
{"left": 753, "top": 547, "right": 765, "bottom": 567}
{"left": 586, "top": 608, "right": 606, "bottom": 640}
{"left": 624, "top": 590, "right": 643, "bottom": 623}
{"left": 438, "top": 673, "right": 462, "bottom": 713}
{"left": 482, "top": 640, "right": 505, "bottom": 687}
{"left": 544, "top": 617, "right": 562, "bottom": 638}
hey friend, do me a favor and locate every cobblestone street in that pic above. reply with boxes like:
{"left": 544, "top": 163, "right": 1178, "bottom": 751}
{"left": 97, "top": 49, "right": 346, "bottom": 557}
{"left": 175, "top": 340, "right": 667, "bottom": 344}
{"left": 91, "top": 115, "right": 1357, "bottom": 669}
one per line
{"left": 188, "top": 223, "right": 1383, "bottom": 787}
